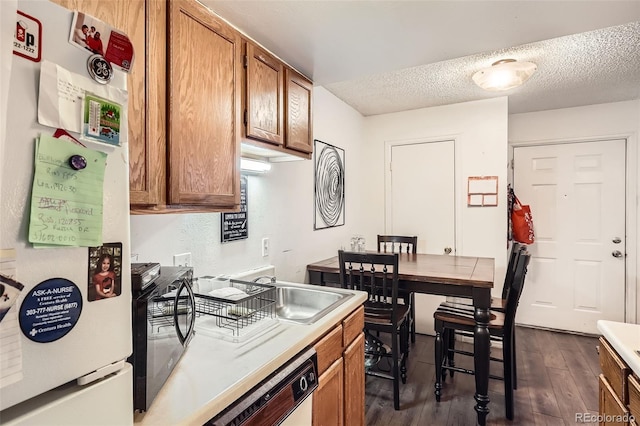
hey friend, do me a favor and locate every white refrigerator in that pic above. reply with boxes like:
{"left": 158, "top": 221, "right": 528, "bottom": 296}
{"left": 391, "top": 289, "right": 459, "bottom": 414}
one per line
{"left": 0, "top": 0, "right": 133, "bottom": 424}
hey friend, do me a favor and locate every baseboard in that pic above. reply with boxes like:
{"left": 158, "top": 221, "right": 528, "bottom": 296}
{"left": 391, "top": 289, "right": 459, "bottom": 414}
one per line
{"left": 514, "top": 323, "right": 599, "bottom": 338}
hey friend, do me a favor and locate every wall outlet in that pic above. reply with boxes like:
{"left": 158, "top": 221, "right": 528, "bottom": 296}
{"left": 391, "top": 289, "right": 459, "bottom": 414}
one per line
{"left": 261, "top": 238, "right": 269, "bottom": 257}
{"left": 173, "top": 252, "right": 192, "bottom": 267}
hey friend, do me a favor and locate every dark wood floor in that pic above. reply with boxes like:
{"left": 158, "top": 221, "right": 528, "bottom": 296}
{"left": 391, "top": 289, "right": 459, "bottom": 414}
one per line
{"left": 365, "top": 326, "right": 600, "bottom": 425}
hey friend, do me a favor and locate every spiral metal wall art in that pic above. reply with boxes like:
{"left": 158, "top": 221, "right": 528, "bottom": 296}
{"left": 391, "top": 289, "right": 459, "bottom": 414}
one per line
{"left": 314, "top": 139, "right": 345, "bottom": 229}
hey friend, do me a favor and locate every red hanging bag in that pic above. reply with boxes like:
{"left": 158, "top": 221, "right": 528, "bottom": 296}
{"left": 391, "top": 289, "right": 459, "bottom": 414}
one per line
{"left": 511, "top": 196, "right": 535, "bottom": 244}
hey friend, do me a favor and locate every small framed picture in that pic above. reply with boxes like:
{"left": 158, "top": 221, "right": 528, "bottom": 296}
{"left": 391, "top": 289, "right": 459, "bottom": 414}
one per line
{"left": 87, "top": 242, "right": 122, "bottom": 301}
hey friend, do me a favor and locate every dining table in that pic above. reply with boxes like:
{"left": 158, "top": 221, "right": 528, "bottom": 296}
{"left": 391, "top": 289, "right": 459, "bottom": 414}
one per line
{"left": 306, "top": 252, "right": 495, "bottom": 426}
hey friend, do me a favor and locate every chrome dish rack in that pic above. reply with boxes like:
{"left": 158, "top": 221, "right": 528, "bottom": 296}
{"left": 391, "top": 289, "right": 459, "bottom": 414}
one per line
{"left": 194, "top": 279, "right": 277, "bottom": 342}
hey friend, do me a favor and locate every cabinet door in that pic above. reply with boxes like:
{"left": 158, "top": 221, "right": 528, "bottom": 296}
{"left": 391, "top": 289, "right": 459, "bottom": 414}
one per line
{"left": 285, "top": 68, "right": 313, "bottom": 154}
{"left": 343, "top": 333, "right": 365, "bottom": 426}
{"left": 628, "top": 374, "right": 640, "bottom": 424}
{"left": 313, "top": 358, "right": 344, "bottom": 426}
{"left": 168, "top": 0, "right": 241, "bottom": 207}
{"left": 245, "top": 43, "right": 284, "bottom": 146}
{"left": 600, "top": 337, "right": 631, "bottom": 404}
{"left": 600, "top": 374, "right": 630, "bottom": 425}
{"left": 48, "top": 0, "right": 162, "bottom": 207}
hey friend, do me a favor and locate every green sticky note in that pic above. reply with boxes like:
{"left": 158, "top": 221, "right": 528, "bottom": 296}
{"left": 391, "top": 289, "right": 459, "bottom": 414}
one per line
{"left": 29, "top": 135, "right": 106, "bottom": 247}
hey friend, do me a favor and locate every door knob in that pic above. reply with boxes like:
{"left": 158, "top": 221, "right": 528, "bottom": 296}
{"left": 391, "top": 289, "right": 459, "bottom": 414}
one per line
{"left": 444, "top": 247, "right": 452, "bottom": 255}
{"left": 612, "top": 250, "right": 624, "bottom": 258}
{"left": 612, "top": 237, "right": 622, "bottom": 244}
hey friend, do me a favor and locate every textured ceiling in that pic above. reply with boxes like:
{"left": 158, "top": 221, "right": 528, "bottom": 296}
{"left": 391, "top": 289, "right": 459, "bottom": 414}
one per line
{"left": 203, "top": 1, "right": 640, "bottom": 116}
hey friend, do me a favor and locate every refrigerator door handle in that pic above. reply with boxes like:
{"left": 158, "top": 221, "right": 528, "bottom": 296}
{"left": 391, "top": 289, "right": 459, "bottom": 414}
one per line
{"left": 77, "top": 359, "right": 126, "bottom": 385}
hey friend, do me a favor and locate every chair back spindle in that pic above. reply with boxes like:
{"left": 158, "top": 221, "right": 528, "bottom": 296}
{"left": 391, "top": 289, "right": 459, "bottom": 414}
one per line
{"left": 377, "top": 235, "right": 417, "bottom": 254}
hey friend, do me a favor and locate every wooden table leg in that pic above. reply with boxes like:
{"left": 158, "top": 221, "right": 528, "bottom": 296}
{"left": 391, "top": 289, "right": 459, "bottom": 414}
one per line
{"left": 473, "top": 288, "right": 492, "bottom": 425}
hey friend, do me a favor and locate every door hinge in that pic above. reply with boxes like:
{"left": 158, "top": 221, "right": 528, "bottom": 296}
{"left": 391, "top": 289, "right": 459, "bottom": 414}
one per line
{"left": 244, "top": 109, "right": 247, "bottom": 126}
{"left": 243, "top": 55, "right": 248, "bottom": 68}
{"left": 389, "top": 162, "right": 392, "bottom": 172}
{"left": 510, "top": 159, "right": 514, "bottom": 169}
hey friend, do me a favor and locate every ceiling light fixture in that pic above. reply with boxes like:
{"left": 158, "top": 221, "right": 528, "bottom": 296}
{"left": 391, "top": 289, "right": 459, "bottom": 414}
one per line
{"left": 240, "top": 157, "right": 272, "bottom": 173}
{"left": 472, "top": 59, "right": 537, "bottom": 91}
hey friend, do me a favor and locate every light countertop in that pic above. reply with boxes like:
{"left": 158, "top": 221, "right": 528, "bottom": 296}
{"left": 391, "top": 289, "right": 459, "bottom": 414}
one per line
{"left": 597, "top": 320, "right": 640, "bottom": 375}
{"left": 134, "top": 282, "right": 367, "bottom": 425}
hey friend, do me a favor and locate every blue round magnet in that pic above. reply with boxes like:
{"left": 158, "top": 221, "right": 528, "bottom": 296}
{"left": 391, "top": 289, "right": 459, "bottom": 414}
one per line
{"left": 19, "top": 278, "right": 83, "bottom": 343}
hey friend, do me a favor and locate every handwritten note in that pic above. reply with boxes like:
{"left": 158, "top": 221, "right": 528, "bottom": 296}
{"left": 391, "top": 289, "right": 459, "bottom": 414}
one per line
{"left": 28, "top": 135, "right": 106, "bottom": 247}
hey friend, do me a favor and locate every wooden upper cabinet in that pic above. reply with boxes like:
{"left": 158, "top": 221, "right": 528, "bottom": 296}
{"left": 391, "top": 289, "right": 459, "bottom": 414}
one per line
{"left": 168, "top": 0, "right": 241, "bottom": 207}
{"left": 284, "top": 68, "right": 313, "bottom": 154}
{"left": 245, "top": 42, "right": 284, "bottom": 146}
{"left": 49, "top": 0, "right": 161, "bottom": 206}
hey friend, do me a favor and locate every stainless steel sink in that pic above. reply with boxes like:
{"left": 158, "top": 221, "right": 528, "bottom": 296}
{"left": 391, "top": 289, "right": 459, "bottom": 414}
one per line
{"left": 275, "top": 285, "right": 353, "bottom": 324}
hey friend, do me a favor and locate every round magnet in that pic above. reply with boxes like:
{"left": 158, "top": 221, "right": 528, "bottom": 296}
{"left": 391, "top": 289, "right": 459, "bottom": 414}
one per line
{"left": 19, "top": 278, "right": 83, "bottom": 343}
{"left": 87, "top": 54, "right": 113, "bottom": 84}
{"left": 69, "top": 155, "right": 87, "bottom": 170}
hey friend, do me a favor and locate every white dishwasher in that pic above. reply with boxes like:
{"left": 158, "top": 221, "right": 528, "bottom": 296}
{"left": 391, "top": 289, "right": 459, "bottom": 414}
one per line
{"left": 207, "top": 347, "right": 317, "bottom": 426}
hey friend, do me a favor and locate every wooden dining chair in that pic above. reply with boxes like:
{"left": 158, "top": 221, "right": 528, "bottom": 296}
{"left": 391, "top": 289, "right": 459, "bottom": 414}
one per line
{"left": 377, "top": 235, "right": 418, "bottom": 345}
{"left": 433, "top": 252, "right": 531, "bottom": 420}
{"left": 339, "top": 250, "right": 410, "bottom": 410}
{"left": 443, "top": 242, "right": 525, "bottom": 386}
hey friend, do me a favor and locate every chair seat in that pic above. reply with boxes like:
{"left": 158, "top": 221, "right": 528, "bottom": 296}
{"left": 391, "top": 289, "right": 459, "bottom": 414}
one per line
{"left": 434, "top": 302, "right": 504, "bottom": 330}
{"left": 365, "top": 303, "right": 410, "bottom": 326}
{"left": 447, "top": 297, "right": 506, "bottom": 312}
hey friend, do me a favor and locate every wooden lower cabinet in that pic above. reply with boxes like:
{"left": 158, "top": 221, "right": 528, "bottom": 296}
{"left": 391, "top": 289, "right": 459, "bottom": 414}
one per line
{"left": 343, "top": 333, "right": 365, "bottom": 426}
{"left": 600, "top": 374, "right": 631, "bottom": 425}
{"left": 312, "top": 306, "right": 364, "bottom": 426}
{"left": 599, "top": 337, "right": 638, "bottom": 425}
{"left": 313, "top": 358, "right": 344, "bottom": 426}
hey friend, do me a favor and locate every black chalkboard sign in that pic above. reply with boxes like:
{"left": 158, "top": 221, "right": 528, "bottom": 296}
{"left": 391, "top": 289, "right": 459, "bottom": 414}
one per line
{"left": 221, "top": 175, "right": 248, "bottom": 242}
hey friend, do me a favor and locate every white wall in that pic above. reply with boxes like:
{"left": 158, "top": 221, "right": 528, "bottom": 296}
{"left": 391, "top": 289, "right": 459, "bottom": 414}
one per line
{"left": 130, "top": 94, "right": 510, "bottom": 291}
{"left": 509, "top": 100, "right": 640, "bottom": 322}
{"left": 130, "top": 87, "right": 366, "bottom": 283}
{"left": 363, "top": 97, "right": 510, "bottom": 290}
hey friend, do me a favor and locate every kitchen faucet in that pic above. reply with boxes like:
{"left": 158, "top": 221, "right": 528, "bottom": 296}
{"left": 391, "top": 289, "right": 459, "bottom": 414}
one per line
{"left": 252, "top": 276, "right": 276, "bottom": 284}
{"left": 245, "top": 275, "right": 276, "bottom": 293}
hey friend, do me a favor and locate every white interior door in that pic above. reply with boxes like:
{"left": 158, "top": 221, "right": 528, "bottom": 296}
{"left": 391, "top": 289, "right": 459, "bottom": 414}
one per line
{"left": 513, "top": 140, "right": 626, "bottom": 334}
{"left": 386, "top": 139, "right": 455, "bottom": 335}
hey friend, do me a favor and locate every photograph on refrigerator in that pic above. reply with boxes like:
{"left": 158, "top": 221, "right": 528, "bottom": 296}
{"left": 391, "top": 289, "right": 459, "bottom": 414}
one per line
{"left": 88, "top": 242, "right": 122, "bottom": 301}
{"left": 68, "top": 11, "right": 134, "bottom": 72}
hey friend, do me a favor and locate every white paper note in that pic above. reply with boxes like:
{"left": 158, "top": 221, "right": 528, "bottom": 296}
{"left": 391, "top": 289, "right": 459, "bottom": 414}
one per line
{"left": 37, "top": 60, "right": 129, "bottom": 143}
